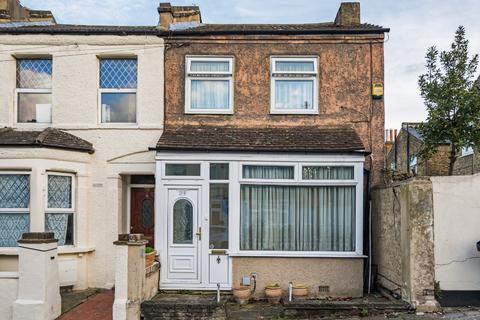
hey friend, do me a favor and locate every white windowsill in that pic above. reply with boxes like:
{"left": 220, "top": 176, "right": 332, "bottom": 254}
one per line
{"left": 0, "top": 272, "right": 19, "bottom": 279}
{"left": 228, "top": 251, "right": 367, "bottom": 258}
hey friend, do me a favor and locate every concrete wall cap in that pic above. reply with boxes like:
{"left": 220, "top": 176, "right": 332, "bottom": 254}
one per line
{"left": 17, "top": 232, "right": 58, "bottom": 244}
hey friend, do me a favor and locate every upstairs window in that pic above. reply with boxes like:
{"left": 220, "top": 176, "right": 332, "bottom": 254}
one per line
{"left": 185, "top": 56, "right": 234, "bottom": 114}
{"left": 461, "top": 146, "right": 474, "bottom": 157}
{"left": 16, "top": 59, "right": 52, "bottom": 123}
{"left": 99, "top": 58, "right": 137, "bottom": 123}
{"left": 271, "top": 57, "right": 318, "bottom": 114}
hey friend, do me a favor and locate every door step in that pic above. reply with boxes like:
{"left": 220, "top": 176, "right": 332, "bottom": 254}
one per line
{"left": 141, "top": 293, "right": 227, "bottom": 320}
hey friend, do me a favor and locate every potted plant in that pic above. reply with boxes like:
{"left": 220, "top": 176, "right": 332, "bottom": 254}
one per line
{"left": 233, "top": 285, "right": 252, "bottom": 305}
{"left": 264, "top": 283, "right": 283, "bottom": 304}
{"left": 145, "top": 246, "right": 156, "bottom": 268}
{"left": 292, "top": 284, "right": 308, "bottom": 299}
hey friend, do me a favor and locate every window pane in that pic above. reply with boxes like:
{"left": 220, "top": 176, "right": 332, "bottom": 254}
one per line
{"left": 0, "top": 213, "right": 29, "bottom": 247}
{"left": 190, "top": 61, "right": 230, "bottom": 72}
{"left": 45, "top": 212, "right": 73, "bottom": 246}
{"left": 0, "top": 174, "right": 29, "bottom": 208}
{"left": 100, "top": 59, "right": 137, "bottom": 89}
{"left": 275, "top": 61, "right": 314, "bottom": 72}
{"left": 275, "top": 80, "right": 314, "bottom": 110}
{"left": 17, "top": 93, "right": 52, "bottom": 123}
{"left": 243, "top": 165, "right": 294, "bottom": 179}
{"left": 209, "top": 184, "right": 228, "bottom": 249}
{"left": 165, "top": 164, "right": 201, "bottom": 176}
{"left": 17, "top": 59, "right": 52, "bottom": 89}
{"left": 173, "top": 199, "right": 193, "bottom": 244}
{"left": 210, "top": 163, "right": 229, "bottom": 180}
{"left": 101, "top": 93, "right": 136, "bottom": 123}
{"left": 191, "top": 80, "right": 229, "bottom": 110}
{"left": 302, "top": 166, "right": 354, "bottom": 180}
{"left": 240, "top": 185, "right": 355, "bottom": 251}
{"left": 48, "top": 175, "right": 72, "bottom": 209}
{"left": 130, "top": 175, "right": 155, "bottom": 185}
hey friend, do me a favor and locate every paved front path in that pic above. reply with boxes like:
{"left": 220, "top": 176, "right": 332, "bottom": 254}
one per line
{"left": 59, "top": 290, "right": 114, "bottom": 320}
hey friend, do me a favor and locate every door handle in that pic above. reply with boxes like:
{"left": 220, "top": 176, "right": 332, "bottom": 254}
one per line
{"left": 196, "top": 227, "right": 202, "bottom": 241}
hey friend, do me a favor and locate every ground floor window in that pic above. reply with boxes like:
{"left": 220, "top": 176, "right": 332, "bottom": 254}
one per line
{"left": 240, "top": 185, "right": 355, "bottom": 252}
{"left": 0, "top": 173, "right": 30, "bottom": 247}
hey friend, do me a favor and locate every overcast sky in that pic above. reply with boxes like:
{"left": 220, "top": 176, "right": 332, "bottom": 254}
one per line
{"left": 23, "top": 0, "right": 480, "bottom": 129}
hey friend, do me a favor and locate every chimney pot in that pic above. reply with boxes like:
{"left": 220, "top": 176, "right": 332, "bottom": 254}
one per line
{"left": 334, "top": 2, "right": 360, "bottom": 26}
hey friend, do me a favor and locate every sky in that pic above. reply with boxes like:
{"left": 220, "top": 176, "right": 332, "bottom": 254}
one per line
{"left": 22, "top": 0, "right": 480, "bottom": 129}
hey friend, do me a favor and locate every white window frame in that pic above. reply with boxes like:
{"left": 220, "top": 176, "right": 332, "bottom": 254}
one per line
{"left": 185, "top": 56, "right": 234, "bottom": 114}
{"left": 162, "top": 161, "right": 203, "bottom": 180}
{"left": 15, "top": 58, "right": 53, "bottom": 126}
{"left": 45, "top": 172, "right": 75, "bottom": 247}
{"left": 300, "top": 164, "right": 355, "bottom": 182}
{"left": 0, "top": 172, "right": 31, "bottom": 248}
{"left": 98, "top": 58, "right": 138, "bottom": 125}
{"left": 239, "top": 163, "right": 297, "bottom": 183}
{"left": 270, "top": 56, "right": 319, "bottom": 115}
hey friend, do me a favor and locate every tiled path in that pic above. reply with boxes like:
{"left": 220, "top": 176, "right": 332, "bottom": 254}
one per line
{"left": 59, "top": 289, "right": 114, "bottom": 320}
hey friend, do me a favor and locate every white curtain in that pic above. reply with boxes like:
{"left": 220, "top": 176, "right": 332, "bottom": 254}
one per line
{"left": 302, "top": 166, "right": 354, "bottom": 180}
{"left": 243, "top": 165, "right": 294, "bottom": 179}
{"left": 240, "top": 185, "right": 356, "bottom": 252}
{"left": 191, "top": 61, "right": 229, "bottom": 72}
{"left": 275, "top": 80, "right": 313, "bottom": 110}
{"left": 191, "top": 80, "right": 229, "bottom": 109}
{"left": 275, "top": 61, "right": 314, "bottom": 72}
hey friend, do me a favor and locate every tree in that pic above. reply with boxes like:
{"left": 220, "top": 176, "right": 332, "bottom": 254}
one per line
{"left": 418, "top": 26, "right": 480, "bottom": 175}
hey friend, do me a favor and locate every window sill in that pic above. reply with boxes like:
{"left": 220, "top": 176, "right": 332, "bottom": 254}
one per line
{"left": 229, "top": 251, "right": 367, "bottom": 258}
{"left": 270, "top": 111, "right": 319, "bottom": 115}
{"left": 184, "top": 111, "right": 234, "bottom": 115}
{"left": 0, "top": 272, "right": 18, "bottom": 279}
{"left": 0, "top": 246, "right": 95, "bottom": 255}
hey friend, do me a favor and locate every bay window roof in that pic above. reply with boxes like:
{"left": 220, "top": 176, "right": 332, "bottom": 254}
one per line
{"left": 155, "top": 125, "right": 366, "bottom": 153}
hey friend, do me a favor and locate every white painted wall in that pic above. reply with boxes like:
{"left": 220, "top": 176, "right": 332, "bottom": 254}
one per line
{"left": 0, "top": 274, "right": 18, "bottom": 320}
{"left": 432, "top": 173, "right": 480, "bottom": 291}
{"left": 0, "top": 34, "right": 164, "bottom": 289}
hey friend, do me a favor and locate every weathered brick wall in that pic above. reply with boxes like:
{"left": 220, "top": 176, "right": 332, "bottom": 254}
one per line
{"left": 165, "top": 35, "right": 385, "bottom": 185}
{"left": 453, "top": 151, "right": 480, "bottom": 175}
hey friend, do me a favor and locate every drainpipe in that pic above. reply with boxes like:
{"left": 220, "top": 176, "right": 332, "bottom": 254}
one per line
{"left": 288, "top": 282, "right": 293, "bottom": 302}
{"left": 216, "top": 283, "right": 221, "bottom": 303}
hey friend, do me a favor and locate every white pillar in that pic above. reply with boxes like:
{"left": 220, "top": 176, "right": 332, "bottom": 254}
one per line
{"left": 13, "top": 232, "right": 61, "bottom": 320}
{"left": 113, "top": 234, "right": 147, "bottom": 320}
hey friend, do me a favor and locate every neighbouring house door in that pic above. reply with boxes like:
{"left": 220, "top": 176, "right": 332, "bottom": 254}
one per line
{"left": 166, "top": 188, "right": 201, "bottom": 283}
{"left": 130, "top": 188, "right": 155, "bottom": 247}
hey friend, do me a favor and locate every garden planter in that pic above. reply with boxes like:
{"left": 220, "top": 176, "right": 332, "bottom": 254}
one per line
{"left": 145, "top": 250, "right": 157, "bottom": 268}
{"left": 233, "top": 286, "right": 252, "bottom": 305}
{"left": 265, "top": 285, "right": 283, "bottom": 304}
{"left": 292, "top": 285, "right": 308, "bottom": 299}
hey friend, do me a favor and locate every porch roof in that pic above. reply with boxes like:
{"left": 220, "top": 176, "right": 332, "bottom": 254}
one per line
{"left": 154, "top": 126, "right": 366, "bottom": 154}
{"left": 0, "top": 127, "right": 94, "bottom": 153}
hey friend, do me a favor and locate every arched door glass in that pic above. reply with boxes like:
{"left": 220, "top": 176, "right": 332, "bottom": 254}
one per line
{"left": 173, "top": 199, "right": 193, "bottom": 244}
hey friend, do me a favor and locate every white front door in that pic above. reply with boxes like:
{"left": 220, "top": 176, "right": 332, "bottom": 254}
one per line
{"left": 166, "top": 187, "right": 201, "bottom": 283}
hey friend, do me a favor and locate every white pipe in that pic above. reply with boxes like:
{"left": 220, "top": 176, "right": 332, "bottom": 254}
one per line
{"left": 217, "top": 283, "right": 221, "bottom": 303}
{"left": 288, "top": 282, "right": 293, "bottom": 302}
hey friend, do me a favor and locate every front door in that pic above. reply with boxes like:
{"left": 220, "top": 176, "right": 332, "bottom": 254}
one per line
{"left": 166, "top": 187, "right": 201, "bottom": 283}
{"left": 131, "top": 188, "right": 155, "bottom": 247}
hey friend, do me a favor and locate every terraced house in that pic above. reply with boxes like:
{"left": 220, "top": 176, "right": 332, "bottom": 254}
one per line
{"left": 0, "top": 0, "right": 389, "bottom": 305}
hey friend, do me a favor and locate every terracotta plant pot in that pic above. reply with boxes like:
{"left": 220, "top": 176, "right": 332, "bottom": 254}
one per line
{"left": 145, "top": 250, "right": 157, "bottom": 268}
{"left": 292, "top": 285, "right": 309, "bottom": 299}
{"left": 233, "top": 286, "right": 252, "bottom": 305}
{"left": 265, "top": 285, "right": 283, "bottom": 304}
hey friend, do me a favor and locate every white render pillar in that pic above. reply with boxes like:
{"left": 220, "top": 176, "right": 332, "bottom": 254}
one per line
{"left": 113, "top": 234, "right": 147, "bottom": 320}
{"left": 13, "top": 232, "right": 61, "bottom": 320}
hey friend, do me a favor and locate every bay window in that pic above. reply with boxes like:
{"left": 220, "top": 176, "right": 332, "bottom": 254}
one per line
{"left": 185, "top": 56, "right": 234, "bottom": 114}
{"left": 16, "top": 59, "right": 52, "bottom": 123}
{"left": 100, "top": 58, "right": 137, "bottom": 123}
{"left": 45, "top": 173, "right": 74, "bottom": 246}
{"left": 270, "top": 57, "right": 318, "bottom": 114}
{"left": 0, "top": 173, "right": 30, "bottom": 247}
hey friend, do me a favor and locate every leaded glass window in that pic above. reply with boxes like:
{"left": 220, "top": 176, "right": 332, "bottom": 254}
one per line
{"left": 45, "top": 174, "right": 74, "bottom": 246}
{"left": 100, "top": 59, "right": 137, "bottom": 123}
{"left": 16, "top": 59, "right": 52, "bottom": 123}
{"left": 0, "top": 174, "right": 30, "bottom": 247}
{"left": 173, "top": 199, "right": 193, "bottom": 244}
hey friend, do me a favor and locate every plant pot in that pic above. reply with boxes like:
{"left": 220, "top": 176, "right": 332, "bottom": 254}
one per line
{"left": 145, "top": 250, "right": 157, "bottom": 268}
{"left": 292, "top": 285, "right": 309, "bottom": 299}
{"left": 265, "top": 286, "right": 283, "bottom": 304}
{"left": 233, "top": 286, "right": 252, "bottom": 305}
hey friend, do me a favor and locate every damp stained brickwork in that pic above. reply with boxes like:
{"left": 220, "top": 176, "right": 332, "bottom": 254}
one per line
{"left": 164, "top": 34, "right": 386, "bottom": 185}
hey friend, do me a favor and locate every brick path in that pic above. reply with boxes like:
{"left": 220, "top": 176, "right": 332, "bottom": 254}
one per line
{"left": 59, "top": 290, "right": 114, "bottom": 320}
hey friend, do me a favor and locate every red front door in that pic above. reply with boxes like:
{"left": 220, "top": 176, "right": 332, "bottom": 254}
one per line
{"left": 130, "top": 188, "right": 155, "bottom": 247}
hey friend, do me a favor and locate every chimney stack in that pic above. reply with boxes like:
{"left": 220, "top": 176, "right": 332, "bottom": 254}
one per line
{"left": 0, "top": 0, "right": 55, "bottom": 24}
{"left": 158, "top": 2, "right": 201, "bottom": 30}
{"left": 334, "top": 2, "right": 360, "bottom": 26}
